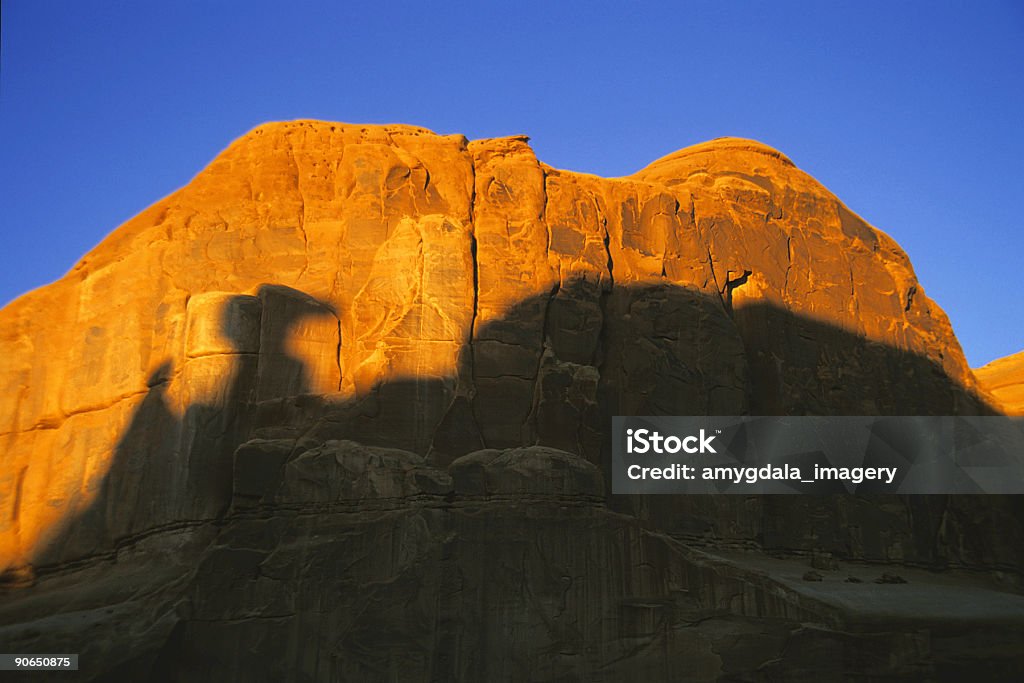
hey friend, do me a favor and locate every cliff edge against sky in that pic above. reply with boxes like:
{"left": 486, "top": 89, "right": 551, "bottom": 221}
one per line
{"left": 0, "top": 121, "right": 1020, "bottom": 680}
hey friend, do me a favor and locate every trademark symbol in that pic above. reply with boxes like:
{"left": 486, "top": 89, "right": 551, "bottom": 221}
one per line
{"left": 716, "top": 429, "right": 722, "bottom": 434}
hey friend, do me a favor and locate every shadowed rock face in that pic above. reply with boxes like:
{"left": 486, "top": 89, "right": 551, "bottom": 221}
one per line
{"left": 0, "top": 122, "right": 1021, "bottom": 680}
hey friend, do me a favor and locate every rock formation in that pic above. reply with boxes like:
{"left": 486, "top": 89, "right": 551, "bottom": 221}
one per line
{"left": 0, "top": 121, "right": 1021, "bottom": 680}
{"left": 976, "top": 351, "right": 1024, "bottom": 415}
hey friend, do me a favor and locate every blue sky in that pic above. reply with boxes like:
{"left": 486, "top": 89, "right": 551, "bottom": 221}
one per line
{"left": 1, "top": 1, "right": 1021, "bottom": 366}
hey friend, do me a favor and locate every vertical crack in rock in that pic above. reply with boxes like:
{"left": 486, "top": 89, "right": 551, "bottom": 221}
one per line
{"left": 783, "top": 235, "right": 793, "bottom": 299}
{"left": 695, "top": 203, "right": 728, "bottom": 312}
{"left": 458, "top": 144, "right": 488, "bottom": 452}
{"left": 526, "top": 278, "right": 561, "bottom": 445}
{"left": 905, "top": 284, "right": 917, "bottom": 312}
{"left": 661, "top": 196, "right": 682, "bottom": 278}
{"left": 705, "top": 245, "right": 727, "bottom": 311}
{"left": 467, "top": 151, "right": 480, "bottom": 384}
{"left": 11, "top": 466, "right": 27, "bottom": 524}
{"left": 585, "top": 211, "right": 616, "bottom": 456}
{"left": 602, "top": 212, "right": 615, "bottom": 292}
{"left": 545, "top": 171, "right": 564, "bottom": 286}
{"left": 334, "top": 318, "right": 343, "bottom": 392}
{"left": 287, "top": 140, "right": 310, "bottom": 281}
{"left": 847, "top": 257, "right": 856, "bottom": 300}
{"left": 540, "top": 167, "right": 550, "bottom": 253}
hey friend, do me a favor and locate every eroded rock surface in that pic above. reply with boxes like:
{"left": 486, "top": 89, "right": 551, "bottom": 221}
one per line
{"left": 0, "top": 122, "right": 1020, "bottom": 680}
{"left": 976, "top": 351, "right": 1024, "bottom": 415}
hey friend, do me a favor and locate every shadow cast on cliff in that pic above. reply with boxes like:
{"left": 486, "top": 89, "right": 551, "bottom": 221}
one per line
{"left": 238, "top": 281, "right": 1017, "bottom": 574}
{"left": 4, "top": 279, "right": 1023, "bottom": 680}
{"left": 17, "top": 285, "right": 324, "bottom": 571}
{"left": 11, "top": 280, "right": 1021, "bottom": 581}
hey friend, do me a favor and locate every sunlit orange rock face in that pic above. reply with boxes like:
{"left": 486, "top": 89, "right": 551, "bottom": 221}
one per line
{"left": 0, "top": 121, "right": 995, "bottom": 574}
{"left": 4, "top": 122, "right": 1020, "bottom": 680}
{"left": 975, "top": 352, "right": 1024, "bottom": 415}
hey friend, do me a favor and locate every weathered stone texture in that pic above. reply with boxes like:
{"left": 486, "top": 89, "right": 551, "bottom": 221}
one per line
{"left": 0, "top": 122, "right": 1020, "bottom": 680}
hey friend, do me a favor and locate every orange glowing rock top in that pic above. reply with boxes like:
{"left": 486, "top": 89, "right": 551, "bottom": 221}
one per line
{"left": 975, "top": 352, "right": 1024, "bottom": 415}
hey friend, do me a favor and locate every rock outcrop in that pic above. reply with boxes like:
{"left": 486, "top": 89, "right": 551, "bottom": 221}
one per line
{"left": 976, "top": 351, "right": 1024, "bottom": 415}
{"left": 0, "top": 121, "right": 1020, "bottom": 680}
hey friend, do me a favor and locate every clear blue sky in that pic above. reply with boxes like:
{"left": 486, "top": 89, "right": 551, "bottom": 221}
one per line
{"left": 1, "top": 1, "right": 1021, "bottom": 366}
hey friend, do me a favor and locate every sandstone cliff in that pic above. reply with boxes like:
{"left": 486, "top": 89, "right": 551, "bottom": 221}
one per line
{"left": 976, "top": 351, "right": 1024, "bottom": 415}
{"left": 0, "top": 122, "right": 1020, "bottom": 681}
